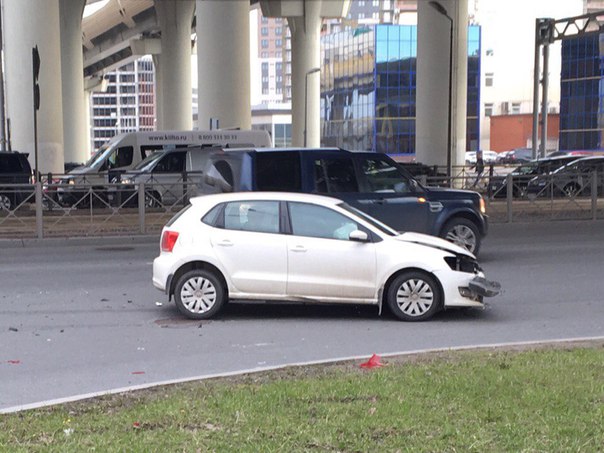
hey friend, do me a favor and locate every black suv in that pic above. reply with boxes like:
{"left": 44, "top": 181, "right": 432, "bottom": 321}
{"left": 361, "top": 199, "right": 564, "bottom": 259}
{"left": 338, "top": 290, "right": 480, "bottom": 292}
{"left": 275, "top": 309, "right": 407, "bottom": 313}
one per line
{"left": 201, "top": 148, "right": 488, "bottom": 255}
{"left": 0, "top": 151, "right": 33, "bottom": 211}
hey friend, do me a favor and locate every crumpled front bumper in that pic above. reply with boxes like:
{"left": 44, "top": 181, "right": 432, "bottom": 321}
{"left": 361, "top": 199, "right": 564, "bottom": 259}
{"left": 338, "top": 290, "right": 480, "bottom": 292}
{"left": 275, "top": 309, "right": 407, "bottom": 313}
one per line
{"left": 468, "top": 276, "right": 501, "bottom": 297}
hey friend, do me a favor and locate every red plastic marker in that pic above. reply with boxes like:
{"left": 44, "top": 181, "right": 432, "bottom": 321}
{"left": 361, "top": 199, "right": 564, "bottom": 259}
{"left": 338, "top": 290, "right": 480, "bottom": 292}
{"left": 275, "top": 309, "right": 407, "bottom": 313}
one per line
{"left": 360, "top": 354, "right": 383, "bottom": 369}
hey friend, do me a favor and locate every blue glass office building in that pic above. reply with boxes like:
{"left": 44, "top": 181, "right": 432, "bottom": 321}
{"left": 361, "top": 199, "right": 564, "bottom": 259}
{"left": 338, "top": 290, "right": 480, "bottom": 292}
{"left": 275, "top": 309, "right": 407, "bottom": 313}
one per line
{"left": 559, "top": 34, "right": 604, "bottom": 151}
{"left": 320, "top": 25, "right": 481, "bottom": 155}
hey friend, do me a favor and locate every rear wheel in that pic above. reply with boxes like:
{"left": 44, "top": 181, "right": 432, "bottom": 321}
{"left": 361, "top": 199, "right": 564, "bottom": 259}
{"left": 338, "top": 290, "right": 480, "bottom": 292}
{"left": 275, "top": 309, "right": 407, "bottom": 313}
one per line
{"left": 387, "top": 271, "right": 442, "bottom": 321}
{"left": 0, "top": 193, "right": 12, "bottom": 211}
{"left": 174, "top": 270, "right": 226, "bottom": 320}
{"left": 441, "top": 218, "right": 481, "bottom": 255}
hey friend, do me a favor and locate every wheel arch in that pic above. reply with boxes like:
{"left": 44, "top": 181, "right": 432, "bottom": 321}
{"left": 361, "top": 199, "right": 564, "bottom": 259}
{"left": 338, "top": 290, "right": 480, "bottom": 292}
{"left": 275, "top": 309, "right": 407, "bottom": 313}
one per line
{"left": 439, "top": 210, "right": 484, "bottom": 236}
{"left": 169, "top": 261, "right": 228, "bottom": 300}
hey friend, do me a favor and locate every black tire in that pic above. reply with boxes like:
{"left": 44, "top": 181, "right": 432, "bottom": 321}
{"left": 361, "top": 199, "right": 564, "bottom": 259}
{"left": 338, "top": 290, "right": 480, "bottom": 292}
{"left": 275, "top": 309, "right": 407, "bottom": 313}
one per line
{"left": 441, "top": 217, "right": 481, "bottom": 255}
{"left": 174, "top": 269, "right": 226, "bottom": 320}
{"left": 145, "top": 191, "right": 161, "bottom": 208}
{"left": 387, "top": 271, "right": 442, "bottom": 321}
{"left": 0, "top": 193, "right": 13, "bottom": 211}
{"left": 562, "top": 183, "right": 580, "bottom": 198}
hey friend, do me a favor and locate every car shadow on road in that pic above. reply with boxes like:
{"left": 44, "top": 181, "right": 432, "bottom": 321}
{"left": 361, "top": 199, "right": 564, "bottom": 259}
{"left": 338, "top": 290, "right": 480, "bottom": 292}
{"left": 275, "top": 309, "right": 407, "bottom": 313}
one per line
{"left": 156, "top": 301, "right": 493, "bottom": 324}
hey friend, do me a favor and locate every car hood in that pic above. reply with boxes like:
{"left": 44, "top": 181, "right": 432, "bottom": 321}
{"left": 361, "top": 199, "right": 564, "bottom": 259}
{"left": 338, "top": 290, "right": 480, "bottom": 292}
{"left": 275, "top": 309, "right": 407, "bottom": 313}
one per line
{"left": 393, "top": 231, "right": 474, "bottom": 258}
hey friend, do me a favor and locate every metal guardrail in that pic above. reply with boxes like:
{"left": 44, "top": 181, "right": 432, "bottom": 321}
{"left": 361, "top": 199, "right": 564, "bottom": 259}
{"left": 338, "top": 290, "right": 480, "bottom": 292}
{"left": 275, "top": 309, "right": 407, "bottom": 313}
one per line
{"left": 0, "top": 168, "right": 602, "bottom": 239}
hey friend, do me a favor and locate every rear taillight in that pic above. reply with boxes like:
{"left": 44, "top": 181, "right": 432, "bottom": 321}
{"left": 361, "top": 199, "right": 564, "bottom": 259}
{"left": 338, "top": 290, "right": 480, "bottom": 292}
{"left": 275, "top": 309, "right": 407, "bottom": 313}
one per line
{"left": 161, "top": 230, "right": 179, "bottom": 252}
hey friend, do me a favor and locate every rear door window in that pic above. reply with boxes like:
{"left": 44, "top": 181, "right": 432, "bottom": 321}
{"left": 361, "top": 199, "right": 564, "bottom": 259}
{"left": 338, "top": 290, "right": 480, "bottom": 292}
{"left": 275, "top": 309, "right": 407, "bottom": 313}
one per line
{"left": 154, "top": 152, "right": 186, "bottom": 173}
{"left": 255, "top": 152, "right": 301, "bottom": 191}
{"left": 313, "top": 158, "right": 358, "bottom": 193}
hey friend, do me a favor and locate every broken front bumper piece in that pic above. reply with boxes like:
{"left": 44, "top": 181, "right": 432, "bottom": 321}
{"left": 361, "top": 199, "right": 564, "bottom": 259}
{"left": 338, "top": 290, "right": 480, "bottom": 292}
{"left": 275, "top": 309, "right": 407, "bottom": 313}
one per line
{"left": 468, "top": 277, "right": 502, "bottom": 298}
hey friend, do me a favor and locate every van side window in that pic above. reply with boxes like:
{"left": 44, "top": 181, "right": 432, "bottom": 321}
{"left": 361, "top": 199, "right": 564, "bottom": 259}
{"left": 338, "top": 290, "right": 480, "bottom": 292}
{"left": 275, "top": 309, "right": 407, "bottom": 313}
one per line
{"left": 314, "top": 158, "right": 358, "bottom": 193}
{"left": 255, "top": 152, "right": 301, "bottom": 191}
{"left": 360, "top": 158, "right": 412, "bottom": 193}
{"left": 141, "top": 145, "right": 166, "bottom": 159}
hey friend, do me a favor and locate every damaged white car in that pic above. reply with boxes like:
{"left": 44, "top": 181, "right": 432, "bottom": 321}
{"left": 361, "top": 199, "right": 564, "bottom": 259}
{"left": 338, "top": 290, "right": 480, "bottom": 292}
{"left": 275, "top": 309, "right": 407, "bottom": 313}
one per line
{"left": 153, "top": 192, "right": 500, "bottom": 321}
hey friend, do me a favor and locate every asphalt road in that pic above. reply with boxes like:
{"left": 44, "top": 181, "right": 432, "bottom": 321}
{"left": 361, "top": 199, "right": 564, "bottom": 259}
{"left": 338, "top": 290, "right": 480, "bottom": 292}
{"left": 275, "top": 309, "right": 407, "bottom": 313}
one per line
{"left": 2, "top": 220, "right": 604, "bottom": 412}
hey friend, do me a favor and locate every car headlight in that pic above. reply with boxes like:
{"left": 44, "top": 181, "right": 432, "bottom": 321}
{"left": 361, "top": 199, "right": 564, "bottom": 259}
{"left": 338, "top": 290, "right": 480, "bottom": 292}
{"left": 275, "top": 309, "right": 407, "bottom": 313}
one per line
{"left": 68, "top": 179, "right": 75, "bottom": 185}
{"left": 121, "top": 178, "right": 133, "bottom": 184}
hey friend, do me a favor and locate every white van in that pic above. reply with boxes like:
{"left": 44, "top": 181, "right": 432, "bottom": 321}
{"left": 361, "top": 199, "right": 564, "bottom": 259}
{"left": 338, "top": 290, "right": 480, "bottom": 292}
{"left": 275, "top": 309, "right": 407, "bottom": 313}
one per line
{"left": 56, "top": 130, "right": 271, "bottom": 207}
{"left": 73, "top": 130, "right": 272, "bottom": 177}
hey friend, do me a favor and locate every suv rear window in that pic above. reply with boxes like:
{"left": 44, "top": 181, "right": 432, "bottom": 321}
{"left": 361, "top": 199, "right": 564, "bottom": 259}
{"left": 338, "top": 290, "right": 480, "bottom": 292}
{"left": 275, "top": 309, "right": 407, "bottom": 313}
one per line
{"left": 0, "top": 154, "right": 24, "bottom": 173}
{"left": 255, "top": 152, "right": 301, "bottom": 191}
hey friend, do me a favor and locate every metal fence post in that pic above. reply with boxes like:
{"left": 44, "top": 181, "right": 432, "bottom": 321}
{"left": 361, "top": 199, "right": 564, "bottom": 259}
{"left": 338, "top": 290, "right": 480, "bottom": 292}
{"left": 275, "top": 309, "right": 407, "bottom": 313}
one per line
{"left": 592, "top": 170, "right": 597, "bottom": 221}
{"left": 138, "top": 182, "right": 145, "bottom": 234}
{"left": 35, "top": 182, "right": 43, "bottom": 239}
{"left": 506, "top": 173, "right": 513, "bottom": 223}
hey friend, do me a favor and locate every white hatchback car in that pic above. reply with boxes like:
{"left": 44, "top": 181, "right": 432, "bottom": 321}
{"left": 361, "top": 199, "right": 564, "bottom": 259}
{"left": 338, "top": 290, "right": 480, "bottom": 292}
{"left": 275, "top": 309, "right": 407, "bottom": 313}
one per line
{"left": 153, "top": 192, "right": 500, "bottom": 321}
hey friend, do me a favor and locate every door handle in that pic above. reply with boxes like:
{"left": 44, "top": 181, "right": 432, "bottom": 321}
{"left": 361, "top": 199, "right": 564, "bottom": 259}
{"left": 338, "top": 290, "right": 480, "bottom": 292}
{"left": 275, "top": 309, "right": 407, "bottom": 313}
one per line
{"left": 290, "top": 245, "right": 307, "bottom": 252}
{"left": 217, "top": 240, "right": 233, "bottom": 247}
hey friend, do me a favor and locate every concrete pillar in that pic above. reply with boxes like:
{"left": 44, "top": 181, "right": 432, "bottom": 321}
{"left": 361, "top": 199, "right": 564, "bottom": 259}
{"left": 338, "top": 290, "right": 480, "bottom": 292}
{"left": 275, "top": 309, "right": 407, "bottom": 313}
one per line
{"left": 59, "top": 0, "right": 88, "bottom": 165}
{"left": 196, "top": 0, "right": 251, "bottom": 130}
{"left": 288, "top": 2, "right": 322, "bottom": 147}
{"left": 3, "top": 0, "right": 64, "bottom": 173}
{"left": 153, "top": 56, "right": 164, "bottom": 130}
{"left": 155, "top": 0, "right": 195, "bottom": 130}
{"left": 416, "top": 0, "right": 468, "bottom": 170}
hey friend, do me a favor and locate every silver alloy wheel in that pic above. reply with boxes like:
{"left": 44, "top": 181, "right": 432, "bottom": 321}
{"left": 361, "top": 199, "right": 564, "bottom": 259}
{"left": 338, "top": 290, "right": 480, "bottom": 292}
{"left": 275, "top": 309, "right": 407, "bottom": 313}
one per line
{"left": 0, "top": 194, "right": 11, "bottom": 211}
{"left": 395, "top": 278, "right": 434, "bottom": 317}
{"left": 445, "top": 225, "right": 477, "bottom": 253}
{"left": 180, "top": 276, "right": 217, "bottom": 314}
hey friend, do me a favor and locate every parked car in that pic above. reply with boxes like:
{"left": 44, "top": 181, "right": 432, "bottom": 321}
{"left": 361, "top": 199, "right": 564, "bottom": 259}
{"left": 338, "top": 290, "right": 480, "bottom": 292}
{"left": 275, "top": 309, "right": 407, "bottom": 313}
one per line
{"left": 497, "top": 148, "right": 533, "bottom": 164}
{"left": 465, "top": 151, "right": 498, "bottom": 165}
{"left": 397, "top": 162, "right": 448, "bottom": 185}
{"left": 526, "top": 156, "right": 604, "bottom": 197}
{"left": 0, "top": 151, "right": 33, "bottom": 211}
{"left": 488, "top": 155, "right": 581, "bottom": 198}
{"left": 201, "top": 148, "right": 488, "bottom": 255}
{"left": 153, "top": 192, "right": 500, "bottom": 321}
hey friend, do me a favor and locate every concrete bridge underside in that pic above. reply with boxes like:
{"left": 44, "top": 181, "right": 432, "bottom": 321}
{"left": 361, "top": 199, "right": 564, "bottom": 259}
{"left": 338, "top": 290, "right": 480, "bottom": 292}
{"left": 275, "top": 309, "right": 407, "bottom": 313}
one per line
{"left": 1, "top": 0, "right": 466, "bottom": 173}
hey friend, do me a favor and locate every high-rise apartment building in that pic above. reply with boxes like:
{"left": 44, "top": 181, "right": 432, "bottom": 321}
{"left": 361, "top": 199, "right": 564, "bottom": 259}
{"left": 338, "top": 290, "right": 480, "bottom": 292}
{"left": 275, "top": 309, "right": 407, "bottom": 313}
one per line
{"left": 89, "top": 57, "right": 155, "bottom": 152}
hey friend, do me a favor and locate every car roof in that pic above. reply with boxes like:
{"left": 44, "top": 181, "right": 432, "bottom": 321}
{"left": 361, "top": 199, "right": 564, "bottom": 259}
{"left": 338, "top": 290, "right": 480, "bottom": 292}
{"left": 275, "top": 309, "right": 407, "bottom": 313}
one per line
{"left": 189, "top": 191, "right": 343, "bottom": 208}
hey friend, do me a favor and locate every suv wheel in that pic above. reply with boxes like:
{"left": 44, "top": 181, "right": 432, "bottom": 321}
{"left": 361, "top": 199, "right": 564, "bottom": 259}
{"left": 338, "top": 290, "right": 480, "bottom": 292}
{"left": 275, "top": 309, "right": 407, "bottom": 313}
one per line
{"left": 0, "top": 194, "right": 12, "bottom": 211}
{"left": 441, "top": 218, "right": 480, "bottom": 255}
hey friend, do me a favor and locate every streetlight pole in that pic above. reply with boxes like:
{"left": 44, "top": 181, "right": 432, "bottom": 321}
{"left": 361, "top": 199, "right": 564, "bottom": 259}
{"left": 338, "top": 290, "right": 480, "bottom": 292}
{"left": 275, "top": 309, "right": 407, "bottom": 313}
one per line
{"left": 304, "top": 67, "right": 321, "bottom": 147}
{"left": 428, "top": 1, "right": 454, "bottom": 184}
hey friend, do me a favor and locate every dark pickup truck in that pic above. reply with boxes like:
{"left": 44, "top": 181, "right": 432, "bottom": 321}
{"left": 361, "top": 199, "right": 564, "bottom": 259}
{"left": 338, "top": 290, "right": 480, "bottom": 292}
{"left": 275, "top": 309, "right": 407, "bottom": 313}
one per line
{"left": 200, "top": 148, "right": 488, "bottom": 255}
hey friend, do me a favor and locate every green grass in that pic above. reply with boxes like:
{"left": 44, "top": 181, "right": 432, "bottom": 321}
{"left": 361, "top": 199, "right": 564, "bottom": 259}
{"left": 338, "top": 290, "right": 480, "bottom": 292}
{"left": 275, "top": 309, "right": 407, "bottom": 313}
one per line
{"left": 2, "top": 345, "right": 603, "bottom": 452}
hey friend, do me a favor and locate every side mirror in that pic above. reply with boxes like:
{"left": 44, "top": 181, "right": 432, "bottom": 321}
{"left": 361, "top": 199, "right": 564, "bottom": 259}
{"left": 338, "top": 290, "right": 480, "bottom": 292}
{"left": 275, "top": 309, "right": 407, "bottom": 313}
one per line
{"left": 349, "top": 230, "right": 369, "bottom": 242}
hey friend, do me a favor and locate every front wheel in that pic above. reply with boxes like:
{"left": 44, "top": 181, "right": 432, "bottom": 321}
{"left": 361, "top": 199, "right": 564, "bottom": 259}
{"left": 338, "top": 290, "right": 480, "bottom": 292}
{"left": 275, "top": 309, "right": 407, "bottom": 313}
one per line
{"left": 441, "top": 218, "right": 481, "bottom": 255}
{"left": 386, "top": 271, "right": 442, "bottom": 321}
{"left": 174, "top": 270, "right": 226, "bottom": 320}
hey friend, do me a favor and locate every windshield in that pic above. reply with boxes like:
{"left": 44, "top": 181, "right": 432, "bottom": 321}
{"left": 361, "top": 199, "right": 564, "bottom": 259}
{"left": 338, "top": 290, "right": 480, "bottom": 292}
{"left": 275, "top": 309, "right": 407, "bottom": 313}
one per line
{"left": 133, "top": 151, "right": 166, "bottom": 171}
{"left": 84, "top": 144, "right": 110, "bottom": 167}
{"left": 338, "top": 203, "right": 398, "bottom": 236}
